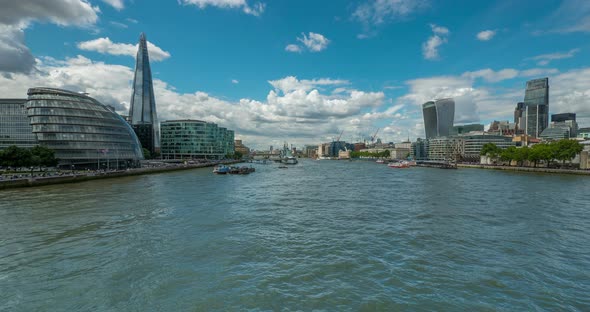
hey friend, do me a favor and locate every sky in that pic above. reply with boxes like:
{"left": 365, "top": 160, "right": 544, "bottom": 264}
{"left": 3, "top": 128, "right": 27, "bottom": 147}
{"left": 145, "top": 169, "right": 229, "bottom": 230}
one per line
{"left": 0, "top": 0, "right": 589, "bottom": 149}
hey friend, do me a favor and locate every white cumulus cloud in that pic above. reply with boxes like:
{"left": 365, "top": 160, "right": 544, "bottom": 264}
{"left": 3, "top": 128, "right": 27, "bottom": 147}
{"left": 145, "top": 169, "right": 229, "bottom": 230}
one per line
{"left": 102, "top": 0, "right": 125, "bottom": 10}
{"left": 528, "top": 48, "right": 580, "bottom": 66}
{"left": 0, "top": 0, "right": 100, "bottom": 73}
{"left": 179, "top": 0, "right": 265, "bottom": 16}
{"left": 422, "top": 24, "right": 449, "bottom": 60}
{"left": 285, "top": 32, "right": 330, "bottom": 53}
{"left": 77, "top": 37, "right": 171, "bottom": 61}
{"left": 476, "top": 30, "right": 496, "bottom": 41}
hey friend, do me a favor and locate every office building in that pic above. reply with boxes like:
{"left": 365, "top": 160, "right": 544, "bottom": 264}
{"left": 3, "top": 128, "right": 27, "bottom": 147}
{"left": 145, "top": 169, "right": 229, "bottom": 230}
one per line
{"left": 552, "top": 113, "right": 576, "bottom": 123}
{"left": 129, "top": 33, "right": 159, "bottom": 154}
{"left": 0, "top": 99, "right": 38, "bottom": 149}
{"left": 234, "top": 140, "right": 250, "bottom": 156}
{"left": 514, "top": 102, "right": 526, "bottom": 134}
{"left": 523, "top": 78, "right": 549, "bottom": 138}
{"left": 578, "top": 128, "right": 590, "bottom": 139}
{"left": 427, "top": 137, "right": 464, "bottom": 161}
{"left": 422, "top": 98, "right": 455, "bottom": 139}
{"left": 461, "top": 134, "right": 515, "bottom": 161}
{"left": 160, "top": 120, "right": 235, "bottom": 160}
{"left": 25, "top": 88, "right": 143, "bottom": 168}
{"left": 451, "top": 124, "right": 484, "bottom": 135}
{"left": 411, "top": 138, "right": 428, "bottom": 160}
{"left": 488, "top": 120, "right": 517, "bottom": 136}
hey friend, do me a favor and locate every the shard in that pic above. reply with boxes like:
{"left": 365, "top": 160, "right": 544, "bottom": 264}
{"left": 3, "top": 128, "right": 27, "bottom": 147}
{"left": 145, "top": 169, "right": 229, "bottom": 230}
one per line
{"left": 129, "top": 32, "right": 159, "bottom": 153}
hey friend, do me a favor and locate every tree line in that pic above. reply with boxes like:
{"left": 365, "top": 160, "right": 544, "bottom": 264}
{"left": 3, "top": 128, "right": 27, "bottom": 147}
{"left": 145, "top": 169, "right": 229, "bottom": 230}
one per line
{"left": 480, "top": 139, "right": 583, "bottom": 167}
{"left": 0, "top": 145, "right": 58, "bottom": 168}
{"left": 350, "top": 150, "right": 391, "bottom": 158}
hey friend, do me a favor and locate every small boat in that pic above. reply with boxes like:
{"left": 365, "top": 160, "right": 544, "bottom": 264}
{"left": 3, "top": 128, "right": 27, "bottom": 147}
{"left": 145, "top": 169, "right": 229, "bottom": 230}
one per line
{"left": 213, "top": 164, "right": 230, "bottom": 174}
{"left": 388, "top": 161, "right": 410, "bottom": 168}
{"left": 278, "top": 165, "right": 288, "bottom": 169}
{"left": 282, "top": 156, "right": 298, "bottom": 165}
{"left": 376, "top": 159, "right": 385, "bottom": 164}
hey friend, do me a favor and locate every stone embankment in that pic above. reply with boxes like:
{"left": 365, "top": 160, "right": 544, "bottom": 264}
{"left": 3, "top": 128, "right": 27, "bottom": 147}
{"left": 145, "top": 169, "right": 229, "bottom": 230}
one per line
{"left": 457, "top": 164, "right": 590, "bottom": 175}
{"left": 0, "top": 160, "right": 241, "bottom": 190}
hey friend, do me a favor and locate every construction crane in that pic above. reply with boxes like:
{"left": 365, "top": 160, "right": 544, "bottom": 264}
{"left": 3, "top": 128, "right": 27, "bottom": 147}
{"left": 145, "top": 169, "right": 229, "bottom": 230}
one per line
{"left": 336, "top": 130, "right": 344, "bottom": 142}
{"left": 370, "top": 128, "right": 380, "bottom": 143}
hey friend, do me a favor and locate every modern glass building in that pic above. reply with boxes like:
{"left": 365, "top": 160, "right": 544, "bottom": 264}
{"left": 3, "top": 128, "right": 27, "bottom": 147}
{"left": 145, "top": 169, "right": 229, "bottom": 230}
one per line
{"left": 0, "top": 99, "right": 38, "bottom": 149}
{"left": 25, "top": 88, "right": 143, "bottom": 168}
{"left": 524, "top": 78, "right": 549, "bottom": 138}
{"left": 461, "top": 134, "right": 515, "bottom": 161}
{"left": 129, "top": 33, "right": 159, "bottom": 154}
{"left": 422, "top": 98, "right": 455, "bottom": 139}
{"left": 451, "top": 124, "right": 484, "bottom": 135}
{"left": 160, "top": 120, "right": 235, "bottom": 160}
{"left": 514, "top": 102, "right": 525, "bottom": 134}
{"left": 551, "top": 113, "right": 575, "bottom": 123}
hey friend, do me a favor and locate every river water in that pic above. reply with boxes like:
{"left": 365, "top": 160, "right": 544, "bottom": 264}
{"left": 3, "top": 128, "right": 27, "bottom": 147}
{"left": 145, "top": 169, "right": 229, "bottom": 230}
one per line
{"left": 1, "top": 160, "right": 589, "bottom": 311}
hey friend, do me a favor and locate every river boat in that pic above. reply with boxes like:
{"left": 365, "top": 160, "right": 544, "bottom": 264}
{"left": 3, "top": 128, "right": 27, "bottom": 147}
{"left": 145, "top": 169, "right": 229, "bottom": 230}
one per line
{"left": 376, "top": 159, "right": 385, "bottom": 164}
{"left": 282, "top": 156, "right": 298, "bottom": 165}
{"left": 388, "top": 161, "right": 410, "bottom": 168}
{"left": 213, "top": 165, "right": 230, "bottom": 174}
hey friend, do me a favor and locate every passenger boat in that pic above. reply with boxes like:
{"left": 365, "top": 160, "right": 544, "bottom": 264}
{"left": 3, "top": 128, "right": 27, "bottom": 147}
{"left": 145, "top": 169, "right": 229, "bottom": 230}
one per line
{"left": 213, "top": 164, "right": 230, "bottom": 174}
{"left": 388, "top": 161, "right": 410, "bottom": 168}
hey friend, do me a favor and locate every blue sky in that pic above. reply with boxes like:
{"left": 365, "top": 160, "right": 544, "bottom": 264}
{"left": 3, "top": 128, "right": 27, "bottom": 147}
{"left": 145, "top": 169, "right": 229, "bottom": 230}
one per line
{"left": 1, "top": 0, "right": 590, "bottom": 148}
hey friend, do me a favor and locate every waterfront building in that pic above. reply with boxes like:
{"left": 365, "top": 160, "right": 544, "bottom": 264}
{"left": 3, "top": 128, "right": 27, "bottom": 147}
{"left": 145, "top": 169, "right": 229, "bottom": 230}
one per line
{"left": 410, "top": 138, "right": 428, "bottom": 160}
{"left": 523, "top": 78, "right": 549, "bottom": 138}
{"left": 353, "top": 142, "right": 366, "bottom": 151}
{"left": 422, "top": 98, "right": 455, "bottom": 139}
{"left": 461, "top": 134, "right": 515, "bottom": 161}
{"left": 0, "top": 99, "right": 38, "bottom": 149}
{"left": 427, "top": 137, "right": 464, "bottom": 161}
{"left": 328, "top": 141, "right": 354, "bottom": 158}
{"left": 129, "top": 33, "right": 159, "bottom": 154}
{"left": 394, "top": 140, "right": 412, "bottom": 150}
{"left": 578, "top": 127, "right": 590, "bottom": 139}
{"left": 25, "top": 88, "right": 143, "bottom": 168}
{"left": 552, "top": 113, "right": 576, "bottom": 123}
{"left": 303, "top": 145, "right": 318, "bottom": 158}
{"left": 451, "top": 124, "right": 484, "bottom": 135}
{"left": 488, "top": 120, "right": 517, "bottom": 136}
{"left": 160, "top": 120, "right": 235, "bottom": 160}
{"left": 514, "top": 102, "right": 526, "bottom": 134}
{"left": 234, "top": 139, "right": 250, "bottom": 156}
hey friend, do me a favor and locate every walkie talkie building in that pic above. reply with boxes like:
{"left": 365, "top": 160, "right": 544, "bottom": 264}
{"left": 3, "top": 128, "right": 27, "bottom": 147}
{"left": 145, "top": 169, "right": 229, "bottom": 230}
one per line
{"left": 422, "top": 98, "right": 455, "bottom": 139}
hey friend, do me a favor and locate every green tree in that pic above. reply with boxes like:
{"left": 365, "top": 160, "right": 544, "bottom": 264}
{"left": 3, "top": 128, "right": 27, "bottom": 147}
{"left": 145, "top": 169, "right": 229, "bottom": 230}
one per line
{"left": 500, "top": 146, "right": 517, "bottom": 164}
{"left": 233, "top": 151, "right": 243, "bottom": 159}
{"left": 528, "top": 144, "right": 544, "bottom": 167}
{"left": 480, "top": 143, "right": 502, "bottom": 159}
{"left": 31, "top": 145, "right": 58, "bottom": 167}
{"left": 142, "top": 148, "right": 152, "bottom": 159}
{"left": 554, "top": 139, "right": 583, "bottom": 166}
{"left": 514, "top": 146, "right": 529, "bottom": 167}
{"left": 0, "top": 145, "right": 33, "bottom": 168}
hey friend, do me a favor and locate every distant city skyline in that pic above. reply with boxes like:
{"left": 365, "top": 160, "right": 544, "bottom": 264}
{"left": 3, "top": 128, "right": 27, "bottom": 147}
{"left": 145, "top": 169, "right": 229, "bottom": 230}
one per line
{"left": 0, "top": 0, "right": 590, "bottom": 148}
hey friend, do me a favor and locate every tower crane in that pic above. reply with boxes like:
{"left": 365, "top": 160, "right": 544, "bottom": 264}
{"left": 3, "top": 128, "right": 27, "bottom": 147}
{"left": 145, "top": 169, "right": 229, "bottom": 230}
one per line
{"left": 370, "top": 128, "right": 380, "bottom": 143}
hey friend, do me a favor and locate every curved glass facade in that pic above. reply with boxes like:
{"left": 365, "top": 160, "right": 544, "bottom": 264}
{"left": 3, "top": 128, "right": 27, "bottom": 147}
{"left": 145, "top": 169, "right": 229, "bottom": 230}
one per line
{"left": 26, "top": 88, "right": 143, "bottom": 168}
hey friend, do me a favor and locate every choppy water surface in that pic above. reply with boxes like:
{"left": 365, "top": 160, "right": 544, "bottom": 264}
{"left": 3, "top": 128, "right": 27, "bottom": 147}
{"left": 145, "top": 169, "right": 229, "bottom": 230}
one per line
{"left": 1, "top": 160, "right": 589, "bottom": 311}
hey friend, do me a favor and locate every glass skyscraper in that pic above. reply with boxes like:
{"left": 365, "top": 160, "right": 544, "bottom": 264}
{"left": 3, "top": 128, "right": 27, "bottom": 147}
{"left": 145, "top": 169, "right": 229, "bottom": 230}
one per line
{"left": 0, "top": 99, "right": 38, "bottom": 149}
{"left": 422, "top": 98, "right": 455, "bottom": 139}
{"left": 129, "top": 32, "right": 159, "bottom": 154}
{"left": 524, "top": 78, "right": 549, "bottom": 138}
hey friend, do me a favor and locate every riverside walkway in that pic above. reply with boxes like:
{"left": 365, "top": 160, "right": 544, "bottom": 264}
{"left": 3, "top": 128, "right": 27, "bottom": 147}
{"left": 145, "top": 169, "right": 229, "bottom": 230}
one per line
{"left": 0, "top": 160, "right": 241, "bottom": 190}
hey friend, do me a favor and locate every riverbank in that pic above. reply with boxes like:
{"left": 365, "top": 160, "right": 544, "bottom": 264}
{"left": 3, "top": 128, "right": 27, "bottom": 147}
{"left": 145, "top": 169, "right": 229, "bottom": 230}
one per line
{"left": 457, "top": 163, "right": 590, "bottom": 175}
{"left": 0, "top": 160, "right": 242, "bottom": 190}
